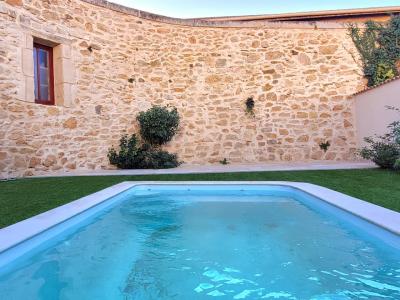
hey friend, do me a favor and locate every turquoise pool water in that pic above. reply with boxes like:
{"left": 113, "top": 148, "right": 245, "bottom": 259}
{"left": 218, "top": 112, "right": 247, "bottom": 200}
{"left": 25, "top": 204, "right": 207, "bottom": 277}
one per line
{"left": 0, "top": 185, "right": 399, "bottom": 299}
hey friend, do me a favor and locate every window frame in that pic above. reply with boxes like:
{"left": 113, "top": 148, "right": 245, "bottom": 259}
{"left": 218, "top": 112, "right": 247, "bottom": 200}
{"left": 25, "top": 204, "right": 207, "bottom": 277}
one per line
{"left": 33, "top": 43, "right": 55, "bottom": 105}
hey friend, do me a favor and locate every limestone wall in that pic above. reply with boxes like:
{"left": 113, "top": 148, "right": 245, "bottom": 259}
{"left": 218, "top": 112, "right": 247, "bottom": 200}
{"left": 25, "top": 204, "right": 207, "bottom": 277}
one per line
{"left": 0, "top": 0, "right": 364, "bottom": 178}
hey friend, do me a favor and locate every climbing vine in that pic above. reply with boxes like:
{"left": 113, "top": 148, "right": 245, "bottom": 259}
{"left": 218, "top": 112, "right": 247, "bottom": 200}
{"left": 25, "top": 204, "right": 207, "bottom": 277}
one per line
{"left": 348, "top": 16, "right": 400, "bottom": 87}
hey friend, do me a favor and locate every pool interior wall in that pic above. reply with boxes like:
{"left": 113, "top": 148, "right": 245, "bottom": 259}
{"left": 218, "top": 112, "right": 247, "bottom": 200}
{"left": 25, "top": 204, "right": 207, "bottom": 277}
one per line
{"left": 1, "top": 184, "right": 399, "bottom": 273}
{"left": 0, "top": 184, "right": 400, "bottom": 299}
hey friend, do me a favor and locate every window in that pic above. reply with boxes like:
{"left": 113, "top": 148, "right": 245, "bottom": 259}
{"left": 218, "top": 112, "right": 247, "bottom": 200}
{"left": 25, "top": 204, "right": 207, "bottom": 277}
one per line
{"left": 33, "top": 43, "right": 54, "bottom": 105}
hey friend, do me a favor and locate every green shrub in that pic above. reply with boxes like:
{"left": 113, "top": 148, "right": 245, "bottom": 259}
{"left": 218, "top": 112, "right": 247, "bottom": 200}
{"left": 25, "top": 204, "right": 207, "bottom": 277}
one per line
{"left": 359, "top": 107, "right": 400, "bottom": 170}
{"left": 137, "top": 106, "right": 180, "bottom": 146}
{"left": 108, "top": 136, "right": 180, "bottom": 169}
{"left": 360, "top": 137, "right": 400, "bottom": 169}
{"left": 108, "top": 134, "right": 140, "bottom": 169}
{"left": 394, "top": 158, "right": 400, "bottom": 170}
{"left": 137, "top": 145, "right": 180, "bottom": 169}
{"left": 388, "top": 107, "right": 400, "bottom": 144}
{"left": 108, "top": 105, "right": 181, "bottom": 169}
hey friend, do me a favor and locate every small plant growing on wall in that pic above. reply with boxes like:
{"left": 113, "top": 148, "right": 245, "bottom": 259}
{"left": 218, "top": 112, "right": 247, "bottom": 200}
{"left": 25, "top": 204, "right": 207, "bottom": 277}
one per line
{"left": 108, "top": 105, "right": 181, "bottom": 169}
{"left": 219, "top": 158, "right": 229, "bottom": 165}
{"left": 319, "top": 141, "right": 331, "bottom": 153}
{"left": 245, "top": 97, "right": 255, "bottom": 116}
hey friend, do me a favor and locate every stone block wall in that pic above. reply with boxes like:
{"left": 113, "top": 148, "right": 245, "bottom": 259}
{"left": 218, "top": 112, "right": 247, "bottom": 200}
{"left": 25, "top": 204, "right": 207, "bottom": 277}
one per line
{"left": 0, "top": 0, "right": 364, "bottom": 177}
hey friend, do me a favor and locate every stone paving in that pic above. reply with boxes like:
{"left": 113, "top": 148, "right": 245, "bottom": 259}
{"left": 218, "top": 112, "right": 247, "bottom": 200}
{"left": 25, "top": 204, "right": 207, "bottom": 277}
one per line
{"left": 31, "top": 160, "right": 376, "bottom": 177}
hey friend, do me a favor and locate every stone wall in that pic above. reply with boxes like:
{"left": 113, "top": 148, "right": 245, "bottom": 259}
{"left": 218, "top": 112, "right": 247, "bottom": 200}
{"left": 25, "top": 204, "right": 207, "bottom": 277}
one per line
{"left": 0, "top": 0, "right": 364, "bottom": 178}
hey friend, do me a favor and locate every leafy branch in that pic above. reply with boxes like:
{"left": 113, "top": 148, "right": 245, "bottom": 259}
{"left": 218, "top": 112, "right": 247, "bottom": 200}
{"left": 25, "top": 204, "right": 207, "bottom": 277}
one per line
{"left": 348, "top": 16, "right": 400, "bottom": 87}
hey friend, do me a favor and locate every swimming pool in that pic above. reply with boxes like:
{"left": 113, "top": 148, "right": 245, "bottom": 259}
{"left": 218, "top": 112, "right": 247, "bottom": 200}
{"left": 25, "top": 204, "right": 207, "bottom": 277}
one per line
{"left": 0, "top": 183, "right": 399, "bottom": 299}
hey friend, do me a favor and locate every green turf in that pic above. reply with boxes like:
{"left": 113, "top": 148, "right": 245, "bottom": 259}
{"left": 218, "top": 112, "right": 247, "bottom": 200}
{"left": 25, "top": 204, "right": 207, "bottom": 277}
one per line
{"left": 0, "top": 168, "right": 399, "bottom": 228}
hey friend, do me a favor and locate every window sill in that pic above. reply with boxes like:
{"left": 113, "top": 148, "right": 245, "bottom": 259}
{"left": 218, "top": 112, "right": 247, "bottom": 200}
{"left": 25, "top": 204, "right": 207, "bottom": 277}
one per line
{"left": 35, "top": 100, "right": 55, "bottom": 106}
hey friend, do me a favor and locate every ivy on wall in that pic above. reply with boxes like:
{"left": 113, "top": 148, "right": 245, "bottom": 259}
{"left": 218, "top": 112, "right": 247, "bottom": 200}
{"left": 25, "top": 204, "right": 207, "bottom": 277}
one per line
{"left": 349, "top": 16, "right": 400, "bottom": 87}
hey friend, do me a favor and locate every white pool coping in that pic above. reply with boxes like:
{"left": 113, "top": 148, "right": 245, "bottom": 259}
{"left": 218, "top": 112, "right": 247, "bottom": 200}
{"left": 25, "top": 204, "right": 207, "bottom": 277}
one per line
{"left": 0, "top": 181, "right": 399, "bottom": 254}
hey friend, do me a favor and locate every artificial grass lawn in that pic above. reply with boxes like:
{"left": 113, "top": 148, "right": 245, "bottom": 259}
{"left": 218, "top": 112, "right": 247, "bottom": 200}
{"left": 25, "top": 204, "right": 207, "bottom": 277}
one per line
{"left": 0, "top": 168, "right": 399, "bottom": 228}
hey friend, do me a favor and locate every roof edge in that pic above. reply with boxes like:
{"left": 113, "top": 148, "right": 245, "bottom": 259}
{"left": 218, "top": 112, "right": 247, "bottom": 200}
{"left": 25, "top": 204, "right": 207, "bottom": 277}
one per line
{"left": 354, "top": 75, "right": 400, "bottom": 96}
{"left": 196, "top": 6, "right": 400, "bottom": 22}
{"left": 81, "top": 0, "right": 348, "bottom": 29}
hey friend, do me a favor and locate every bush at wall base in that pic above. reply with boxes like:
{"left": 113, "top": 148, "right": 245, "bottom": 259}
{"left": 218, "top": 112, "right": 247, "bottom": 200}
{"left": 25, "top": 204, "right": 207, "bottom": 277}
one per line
{"left": 359, "top": 138, "right": 400, "bottom": 169}
{"left": 108, "top": 105, "right": 181, "bottom": 169}
{"left": 359, "top": 107, "right": 400, "bottom": 170}
{"left": 394, "top": 159, "right": 400, "bottom": 171}
{"left": 108, "top": 134, "right": 180, "bottom": 169}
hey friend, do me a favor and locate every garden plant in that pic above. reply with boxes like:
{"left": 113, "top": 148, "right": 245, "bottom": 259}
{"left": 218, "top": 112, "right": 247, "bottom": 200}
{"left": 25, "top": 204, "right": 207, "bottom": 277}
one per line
{"left": 108, "top": 106, "right": 180, "bottom": 169}
{"left": 359, "top": 106, "right": 400, "bottom": 170}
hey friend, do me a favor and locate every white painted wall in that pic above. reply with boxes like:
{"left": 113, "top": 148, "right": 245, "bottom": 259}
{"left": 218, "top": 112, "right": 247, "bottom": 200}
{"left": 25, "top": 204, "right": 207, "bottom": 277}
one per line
{"left": 354, "top": 79, "right": 400, "bottom": 147}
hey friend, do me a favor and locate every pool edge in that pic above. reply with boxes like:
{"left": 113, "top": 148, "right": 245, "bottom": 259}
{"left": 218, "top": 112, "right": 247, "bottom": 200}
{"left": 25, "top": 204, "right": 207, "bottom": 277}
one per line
{"left": 0, "top": 181, "right": 399, "bottom": 254}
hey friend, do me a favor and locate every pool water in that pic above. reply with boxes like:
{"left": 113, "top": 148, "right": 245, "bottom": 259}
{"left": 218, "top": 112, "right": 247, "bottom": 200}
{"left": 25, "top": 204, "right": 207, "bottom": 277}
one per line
{"left": 0, "top": 185, "right": 399, "bottom": 299}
